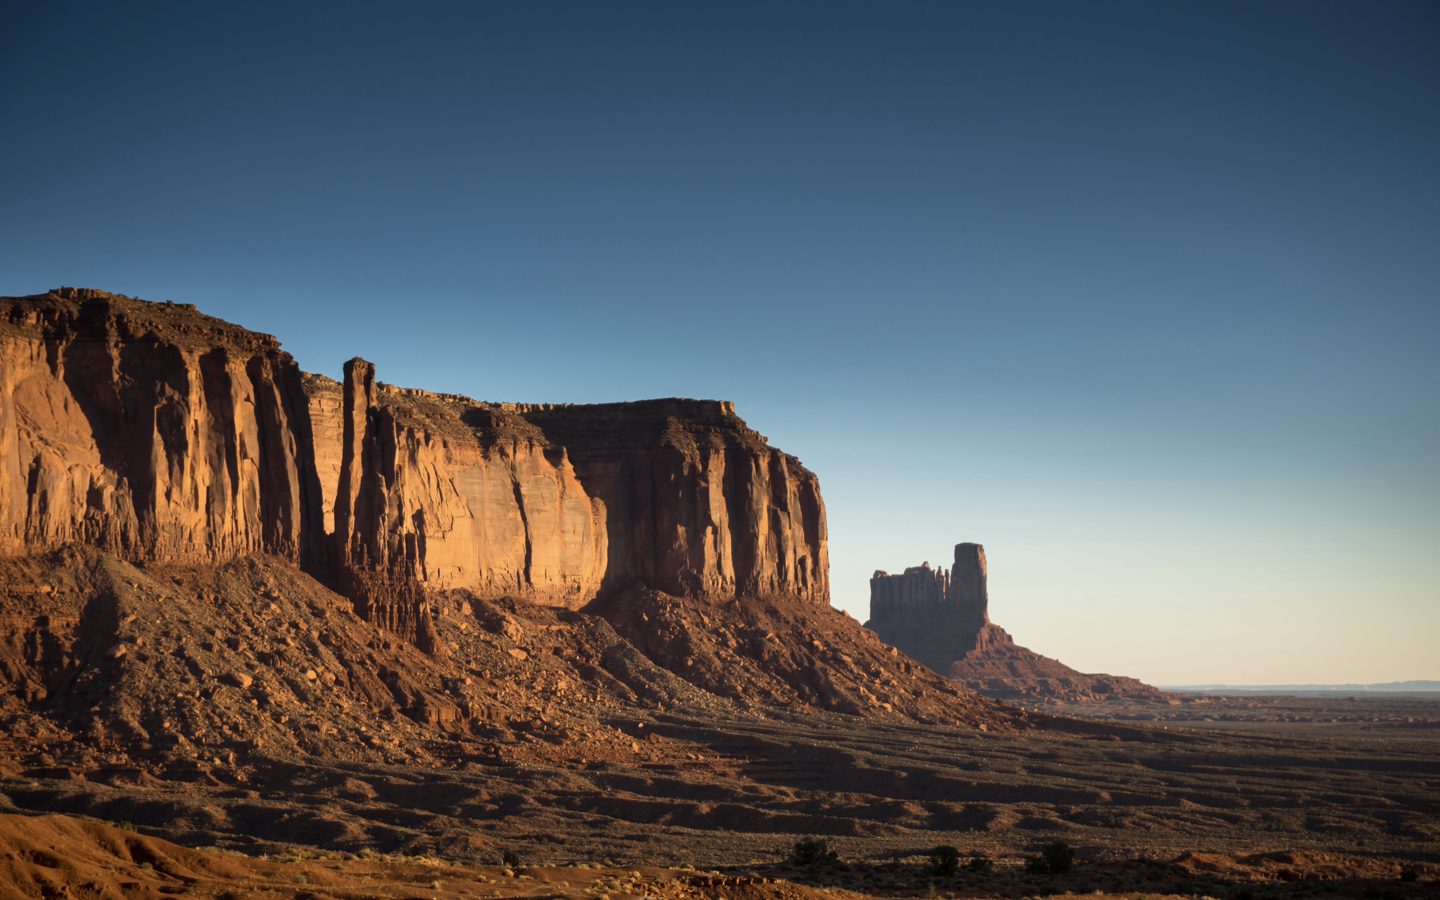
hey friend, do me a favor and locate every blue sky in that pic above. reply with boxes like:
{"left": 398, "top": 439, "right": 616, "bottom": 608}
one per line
{"left": 3, "top": 2, "right": 1436, "bottom": 684}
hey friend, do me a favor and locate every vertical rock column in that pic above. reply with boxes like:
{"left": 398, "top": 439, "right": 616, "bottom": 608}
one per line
{"left": 333, "top": 357, "right": 442, "bottom": 655}
{"left": 949, "top": 542, "right": 990, "bottom": 636}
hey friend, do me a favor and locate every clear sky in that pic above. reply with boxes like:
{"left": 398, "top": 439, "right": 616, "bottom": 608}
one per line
{"left": 2, "top": 2, "right": 1436, "bottom": 685}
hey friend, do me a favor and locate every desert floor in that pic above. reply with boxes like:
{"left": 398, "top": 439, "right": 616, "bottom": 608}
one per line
{"left": 2, "top": 696, "right": 1437, "bottom": 900}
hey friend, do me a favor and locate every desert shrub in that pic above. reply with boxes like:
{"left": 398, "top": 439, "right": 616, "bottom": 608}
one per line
{"left": 929, "top": 846, "right": 960, "bottom": 876}
{"left": 1027, "top": 841, "right": 1074, "bottom": 875}
{"left": 967, "top": 855, "right": 995, "bottom": 874}
{"left": 793, "top": 838, "right": 838, "bottom": 867}
{"left": 502, "top": 849, "right": 521, "bottom": 867}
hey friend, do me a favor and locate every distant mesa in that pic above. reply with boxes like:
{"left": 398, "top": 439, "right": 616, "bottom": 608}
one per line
{"left": 866, "top": 542, "right": 1162, "bottom": 703}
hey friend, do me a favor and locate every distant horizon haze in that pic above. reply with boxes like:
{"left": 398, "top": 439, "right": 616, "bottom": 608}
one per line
{"left": 1, "top": 2, "right": 1435, "bottom": 685}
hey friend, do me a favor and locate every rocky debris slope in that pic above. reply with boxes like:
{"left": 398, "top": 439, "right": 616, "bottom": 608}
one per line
{"left": 943, "top": 641, "right": 1164, "bottom": 704}
{"left": 596, "top": 586, "right": 1021, "bottom": 727}
{"left": 868, "top": 543, "right": 1162, "bottom": 703}
{"left": 0, "top": 544, "right": 1030, "bottom": 780}
{"left": 0, "top": 543, "right": 1045, "bottom": 857}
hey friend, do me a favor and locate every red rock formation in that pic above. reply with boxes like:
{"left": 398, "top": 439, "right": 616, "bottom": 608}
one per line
{"left": 2, "top": 289, "right": 828, "bottom": 654}
{"left": 868, "top": 542, "right": 1160, "bottom": 702}
{"left": 0, "top": 288, "right": 320, "bottom": 565}
{"left": 312, "top": 369, "right": 827, "bottom": 613}
{"left": 867, "top": 543, "right": 1003, "bottom": 674}
{"left": 0, "top": 288, "right": 1040, "bottom": 742}
{"left": 518, "top": 400, "right": 828, "bottom": 604}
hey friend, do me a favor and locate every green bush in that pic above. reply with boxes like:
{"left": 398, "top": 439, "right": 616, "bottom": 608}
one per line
{"left": 967, "top": 855, "right": 995, "bottom": 874}
{"left": 793, "top": 838, "right": 838, "bottom": 867}
{"left": 929, "top": 846, "right": 960, "bottom": 876}
{"left": 501, "top": 850, "right": 521, "bottom": 867}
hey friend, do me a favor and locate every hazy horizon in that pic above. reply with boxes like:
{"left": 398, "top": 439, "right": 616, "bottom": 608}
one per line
{"left": 2, "top": 2, "right": 1436, "bottom": 685}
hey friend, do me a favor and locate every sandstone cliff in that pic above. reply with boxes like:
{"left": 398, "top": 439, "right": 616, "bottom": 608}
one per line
{"left": 2, "top": 288, "right": 826, "bottom": 637}
{"left": 868, "top": 542, "right": 1161, "bottom": 702}
{"left": 518, "top": 400, "right": 827, "bottom": 603}
{"left": 306, "top": 360, "right": 826, "bottom": 615}
{"left": 0, "top": 288, "right": 320, "bottom": 565}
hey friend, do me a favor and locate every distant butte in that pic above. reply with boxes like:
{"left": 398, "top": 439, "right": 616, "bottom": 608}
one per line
{"left": 866, "top": 542, "right": 1163, "bottom": 703}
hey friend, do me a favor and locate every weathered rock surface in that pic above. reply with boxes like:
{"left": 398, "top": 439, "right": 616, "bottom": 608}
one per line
{"left": 325, "top": 359, "right": 609, "bottom": 620}
{"left": 2, "top": 289, "right": 825, "bottom": 627}
{"left": 311, "top": 361, "right": 827, "bottom": 618}
{"left": 519, "top": 400, "right": 827, "bottom": 604}
{"left": 868, "top": 542, "right": 1162, "bottom": 702}
{"left": 0, "top": 288, "right": 320, "bottom": 564}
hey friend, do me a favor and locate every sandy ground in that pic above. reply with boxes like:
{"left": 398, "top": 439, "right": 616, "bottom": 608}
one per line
{"left": 2, "top": 811, "right": 1437, "bottom": 900}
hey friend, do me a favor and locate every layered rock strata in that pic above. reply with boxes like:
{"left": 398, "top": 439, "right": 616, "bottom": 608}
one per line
{"left": 868, "top": 542, "right": 1160, "bottom": 702}
{"left": 2, "top": 289, "right": 828, "bottom": 654}
{"left": 303, "top": 367, "right": 827, "bottom": 616}
{"left": 518, "top": 401, "right": 828, "bottom": 603}
{"left": 0, "top": 288, "right": 321, "bottom": 565}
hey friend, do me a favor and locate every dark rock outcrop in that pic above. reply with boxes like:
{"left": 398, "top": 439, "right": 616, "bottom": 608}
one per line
{"left": 867, "top": 543, "right": 1008, "bottom": 674}
{"left": 868, "top": 542, "right": 1161, "bottom": 702}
